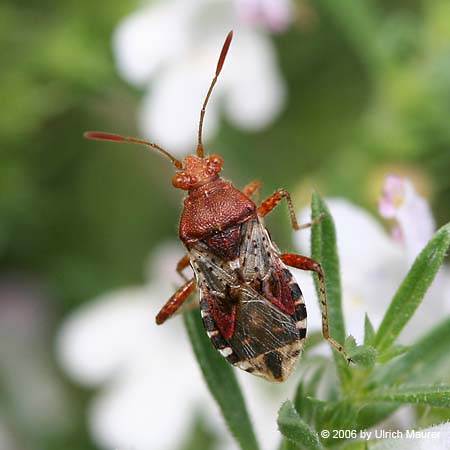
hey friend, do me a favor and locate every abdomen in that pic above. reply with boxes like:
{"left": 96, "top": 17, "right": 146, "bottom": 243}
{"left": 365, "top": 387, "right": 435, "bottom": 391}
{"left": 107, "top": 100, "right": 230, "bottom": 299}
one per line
{"left": 187, "top": 216, "right": 307, "bottom": 382}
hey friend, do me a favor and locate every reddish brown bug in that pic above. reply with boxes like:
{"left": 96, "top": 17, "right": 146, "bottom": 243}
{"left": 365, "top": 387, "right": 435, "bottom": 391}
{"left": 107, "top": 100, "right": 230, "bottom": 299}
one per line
{"left": 85, "top": 31, "right": 349, "bottom": 382}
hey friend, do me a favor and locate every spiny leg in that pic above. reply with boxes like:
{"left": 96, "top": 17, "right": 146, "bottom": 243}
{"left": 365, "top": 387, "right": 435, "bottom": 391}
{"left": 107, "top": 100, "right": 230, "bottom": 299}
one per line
{"left": 280, "top": 253, "right": 350, "bottom": 361}
{"left": 258, "top": 189, "right": 323, "bottom": 231}
{"left": 243, "top": 179, "right": 262, "bottom": 201}
{"left": 176, "top": 254, "right": 191, "bottom": 282}
{"left": 155, "top": 278, "right": 196, "bottom": 325}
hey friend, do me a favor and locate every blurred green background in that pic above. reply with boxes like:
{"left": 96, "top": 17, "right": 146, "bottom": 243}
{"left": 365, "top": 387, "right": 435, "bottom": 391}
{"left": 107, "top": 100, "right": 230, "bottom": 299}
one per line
{"left": 1, "top": 0, "right": 450, "bottom": 449}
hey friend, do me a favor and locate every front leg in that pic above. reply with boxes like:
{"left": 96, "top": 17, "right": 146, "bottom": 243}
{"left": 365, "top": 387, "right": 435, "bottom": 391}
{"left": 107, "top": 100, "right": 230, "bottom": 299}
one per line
{"left": 258, "top": 189, "right": 323, "bottom": 231}
{"left": 176, "top": 254, "right": 191, "bottom": 281}
{"left": 155, "top": 278, "right": 196, "bottom": 325}
{"left": 280, "top": 253, "right": 350, "bottom": 361}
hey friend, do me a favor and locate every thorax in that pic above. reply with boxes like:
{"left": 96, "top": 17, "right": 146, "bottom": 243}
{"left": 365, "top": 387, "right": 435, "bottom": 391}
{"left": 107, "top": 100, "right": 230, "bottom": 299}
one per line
{"left": 179, "top": 179, "right": 256, "bottom": 246}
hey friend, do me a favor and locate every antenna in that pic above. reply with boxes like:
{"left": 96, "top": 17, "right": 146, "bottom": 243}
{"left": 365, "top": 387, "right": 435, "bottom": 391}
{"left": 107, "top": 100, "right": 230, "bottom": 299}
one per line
{"left": 84, "top": 132, "right": 183, "bottom": 169}
{"left": 197, "top": 30, "right": 233, "bottom": 158}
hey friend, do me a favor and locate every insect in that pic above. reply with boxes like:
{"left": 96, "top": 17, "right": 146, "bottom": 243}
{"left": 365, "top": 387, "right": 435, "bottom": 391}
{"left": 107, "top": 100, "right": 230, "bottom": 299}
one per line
{"left": 85, "top": 31, "right": 349, "bottom": 382}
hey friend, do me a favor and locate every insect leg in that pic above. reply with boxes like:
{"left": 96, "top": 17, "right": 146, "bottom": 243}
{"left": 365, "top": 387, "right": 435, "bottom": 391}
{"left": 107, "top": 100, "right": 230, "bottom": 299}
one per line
{"left": 258, "top": 189, "right": 323, "bottom": 230}
{"left": 280, "top": 253, "right": 350, "bottom": 362}
{"left": 176, "top": 254, "right": 191, "bottom": 281}
{"left": 295, "top": 214, "right": 324, "bottom": 231}
{"left": 257, "top": 189, "right": 301, "bottom": 230}
{"left": 155, "top": 278, "right": 196, "bottom": 325}
{"left": 243, "top": 179, "right": 262, "bottom": 200}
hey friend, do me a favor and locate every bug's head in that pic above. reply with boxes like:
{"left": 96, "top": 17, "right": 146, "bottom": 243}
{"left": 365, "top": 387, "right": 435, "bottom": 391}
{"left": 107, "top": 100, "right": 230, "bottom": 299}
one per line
{"left": 84, "top": 31, "right": 232, "bottom": 189}
{"left": 172, "top": 154, "right": 223, "bottom": 190}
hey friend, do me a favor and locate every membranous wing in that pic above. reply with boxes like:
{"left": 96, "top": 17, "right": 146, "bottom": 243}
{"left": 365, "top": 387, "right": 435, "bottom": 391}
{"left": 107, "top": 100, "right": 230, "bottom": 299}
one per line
{"left": 188, "top": 216, "right": 307, "bottom": 382}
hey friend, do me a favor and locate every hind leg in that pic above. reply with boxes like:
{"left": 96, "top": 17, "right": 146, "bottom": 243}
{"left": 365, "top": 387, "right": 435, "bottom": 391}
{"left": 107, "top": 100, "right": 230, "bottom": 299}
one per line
{"left": 280, "top": 253, "right": 350, "bottom": 362}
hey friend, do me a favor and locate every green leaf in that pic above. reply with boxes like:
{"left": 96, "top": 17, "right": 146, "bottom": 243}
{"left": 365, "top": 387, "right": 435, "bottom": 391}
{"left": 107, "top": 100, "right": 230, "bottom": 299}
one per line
{"left": 364, "top": 314, "right": 375, "bottom": 346}
{"left": 183, "top": 310, "right": 259, "bottom": 450}
{"left": 356, "top": 404, "right": 398, "bottom": 430}
{"left": 316, "top": 400, "right": 359, "bottom": 436}
{"left": 350, "top": 345, "right": 377, "bottom": 368}
{"left": 311, "top": 193, "right": 350, "bottom": 383}
{"left": 294, "top": 380, "right": 328, "bottom": 425}
{"left": 280, "top": 438, "right": 302, "bottom": 450}
{"left": 377, "top": 344, "right": 409, "bottom": 363}
{"left": 367, "top": 385, "right": 450, "bottom": 408}
{"left": 294, "top": 382, "right": 308, "bottom": 418}
{"left": 344, "top": 335, "right": 376, "bottom": 367}
{"left": 372, "top": 317, "right": 450, "bottom": 385}
{"left": 374, "top": 222, "right": 450, "bottom": 353}
{"left": 278, "top": 401, "right": 323, "bottom": 450}
{"left": 279, "top": 440, "right": 299, "bottom": 450}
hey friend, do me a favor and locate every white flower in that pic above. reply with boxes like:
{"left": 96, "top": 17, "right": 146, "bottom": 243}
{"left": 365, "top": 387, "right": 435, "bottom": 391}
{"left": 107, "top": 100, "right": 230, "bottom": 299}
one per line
{"left": 57, "top": 242, "right": 230, "bottom": 450}
{"left": 113, "top": 0, "right": 288, "bottom": 154}
{"left": 56, "top": 242, "right": 295, "bottom": 450}
{"left": 293, "top": 176, "right": 450, "bottom": 345}
{"left": 379, "top": 175, "right": 435, "bottom": 264}
{"left": 371, "top": 422, "right": 450, "bottom": 450}
{"left": 232, "top": 0, "right": 294, "bottom": 32}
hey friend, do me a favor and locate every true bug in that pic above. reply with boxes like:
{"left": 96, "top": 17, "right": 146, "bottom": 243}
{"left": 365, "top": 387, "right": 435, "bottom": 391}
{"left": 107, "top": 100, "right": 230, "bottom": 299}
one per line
{"left": 85, "top": 31, "right": 349, "bottom": 382}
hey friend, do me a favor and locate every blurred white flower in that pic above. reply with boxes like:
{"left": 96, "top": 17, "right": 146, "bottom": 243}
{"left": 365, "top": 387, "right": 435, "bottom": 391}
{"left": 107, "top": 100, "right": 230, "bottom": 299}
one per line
{"left": 379, "top": 175, "right": 435, "bottom": 264}
{"left": 371, "top": 422, "right": 450, "bottom": 450}
{"left": 57, "top": 242, "right": 223, "bottom": 450}
{"left": 57, "top": 242, "right": 294, "bottom": 450}
{"left": 113, "top": 0, "right": 288, "bottom": 154}
{"left": 294, "top": 176, "right": 450, "bottom": 345}
{"left": 232, "top": 0, "right": 294, "bottom": 32}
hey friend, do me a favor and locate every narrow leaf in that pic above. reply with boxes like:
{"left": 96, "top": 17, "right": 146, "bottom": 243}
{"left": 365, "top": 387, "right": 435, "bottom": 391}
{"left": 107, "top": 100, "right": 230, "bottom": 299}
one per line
{"left": 349, "top": 345, "right": 377, "bottom": 368}
{"left": 345, "top": 335, "right": 376, "bottom": 367}
{"left": 317, "top": 400, "right": 359, "bottom": 436}
{"left": 377, "top": 345, "right": 409, "bottom": 363}
{"left": 372, "top": 316, "right": 450, "bottom": 385}
{"left": 345, "top": 335, "right": 377, "bottom": 367}
{"left": 294, "top": 382, "right": 307, "bottom": 417}
{"left": 364, "top": 314, "right": 375, "bottom": 346}
{"left": 374, "top": 222, "right": 450, "bottom": 353}
{"left": 356, "top": 404, "right": 398, "bottom": 430}
{"left": 311, "top": 193, "right": 350, "bottom": 383}
{"left": 183, "top": 310, "right": 259, "bottom": 450}
{"left": 294, "top": 380, "right": 328, "bottom": 425}
{"left": 367, "top": 385, "right": 450, "bottom": 408}
{"left": 278, "top": 401, "right": 323, "bottom": 450}
{"left": 280, "top": 439, "right": 302, "bottom": 450}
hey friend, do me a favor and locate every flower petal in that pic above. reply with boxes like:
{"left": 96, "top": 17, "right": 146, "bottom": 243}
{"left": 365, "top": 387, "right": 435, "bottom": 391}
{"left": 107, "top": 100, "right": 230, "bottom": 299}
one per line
{"left": 113, "top": 2, "right": 190, "bottom": 87}
{"left": 224, "top": 29, "right": 286, "bottom": 129}
{"left": 139, "top": 60, "right": 220, "bottom": 154}
{"left": 88, "top": 327, "right": 212, "bottom": 450}
{"left": 144, "top": 241, "right": 192, "bottom": 288}
{"left": 56, "top": 285, "right": 167, "bottom": 386}
{"left": 233, "top": 0, "right": 294, "bottom": 32}
{"left": 379, "top": 175, "right": 435, "bottom": 264}
{"left": 295, "top": 199, "right": 405, "bottom": 343}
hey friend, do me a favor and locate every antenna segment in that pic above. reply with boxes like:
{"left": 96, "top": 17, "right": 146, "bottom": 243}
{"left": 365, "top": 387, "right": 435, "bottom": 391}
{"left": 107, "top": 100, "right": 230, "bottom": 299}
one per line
{"left": 197, "top": 30, "right": 233, "bottom": 158}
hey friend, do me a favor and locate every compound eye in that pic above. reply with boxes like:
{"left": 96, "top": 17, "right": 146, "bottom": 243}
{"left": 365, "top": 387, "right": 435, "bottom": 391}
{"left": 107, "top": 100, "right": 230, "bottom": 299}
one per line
{"left": 172, "top": 172, "right": 191, "bottom": 190}
{"left": 206, "top": 155, "right": 223, "bottom": 174}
